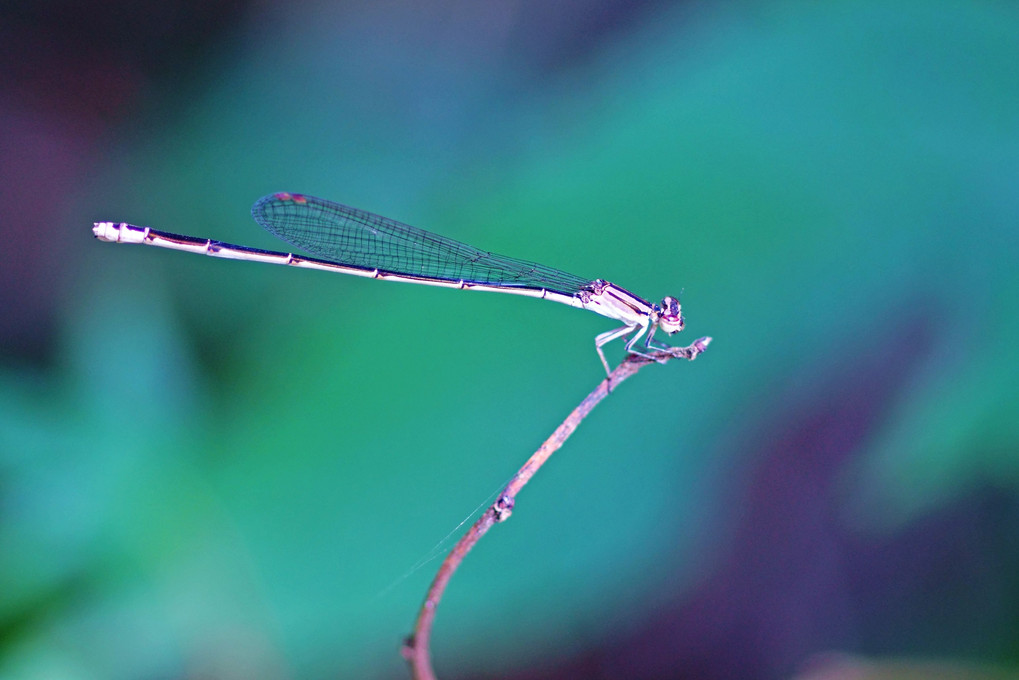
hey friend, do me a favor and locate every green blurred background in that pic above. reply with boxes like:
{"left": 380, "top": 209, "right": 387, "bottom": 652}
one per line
{"left": 2, "top": 2, "right": 1018, "bottom": 678}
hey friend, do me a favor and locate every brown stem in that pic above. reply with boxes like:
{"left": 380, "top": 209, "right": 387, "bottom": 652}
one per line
{"left": 401, "top": 337, "right": 712, "bottom": 679}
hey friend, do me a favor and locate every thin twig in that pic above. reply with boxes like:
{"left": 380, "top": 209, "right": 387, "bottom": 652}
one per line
{"left": 401, "top": 336, "right": 712, "bottom": 680}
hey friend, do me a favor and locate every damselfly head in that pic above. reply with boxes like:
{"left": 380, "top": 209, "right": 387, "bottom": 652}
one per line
{"left": 658, "top": 296, "right": 684, "bottom": 334}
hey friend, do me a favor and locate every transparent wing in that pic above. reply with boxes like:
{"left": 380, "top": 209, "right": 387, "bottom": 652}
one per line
{"left": 251, "top": 193, "right": 593, "bottom": 296}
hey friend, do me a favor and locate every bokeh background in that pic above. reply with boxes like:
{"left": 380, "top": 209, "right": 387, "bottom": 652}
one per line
{"left": 2, "top": 1, "right": 1017, "bottom": 679}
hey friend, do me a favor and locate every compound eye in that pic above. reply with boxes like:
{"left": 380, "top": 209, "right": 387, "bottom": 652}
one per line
{"left": 657, "top": 296, "right": 684, "bottom": 333}
{"left": 661, "top": 296, "right": 680, "bottom": 317}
